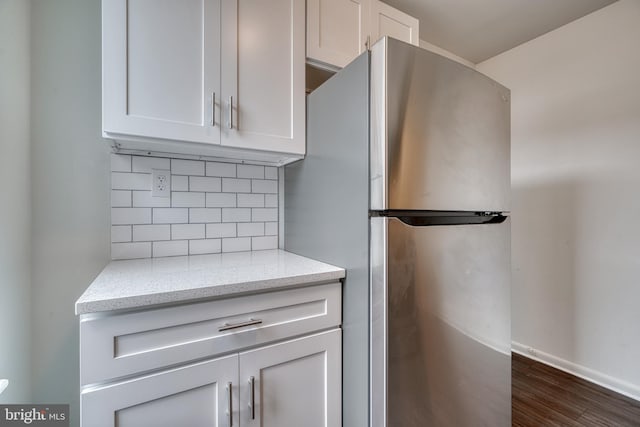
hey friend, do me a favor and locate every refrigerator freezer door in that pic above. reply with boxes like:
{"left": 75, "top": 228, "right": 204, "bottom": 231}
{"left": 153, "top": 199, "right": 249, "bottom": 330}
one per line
{"left": 370, "top": 216, "right": 511, "bottom": 427}
{"left": 370, "top": 38, "right": 511, "bottom": 212}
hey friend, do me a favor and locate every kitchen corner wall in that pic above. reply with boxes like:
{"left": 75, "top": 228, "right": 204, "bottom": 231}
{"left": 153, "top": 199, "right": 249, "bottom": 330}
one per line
{"left": 478, "top": 0, "right": 640, "bottom": 400}
{"left": 110, "top": 154, "right": 279, "bottom": 259}
{"left": 0, "top": 0, "right": 32, "bottom": 404}
{"left": 30, "top": 0, "right": 110, "bottom": 425}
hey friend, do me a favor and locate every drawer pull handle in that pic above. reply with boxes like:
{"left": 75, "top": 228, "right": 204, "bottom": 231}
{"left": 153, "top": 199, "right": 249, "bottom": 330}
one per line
{"left": 218, "top": 318, "right": 263, "bottom": 332}
{"left": 249, "top": 376, "right": 255, "bottom": 420}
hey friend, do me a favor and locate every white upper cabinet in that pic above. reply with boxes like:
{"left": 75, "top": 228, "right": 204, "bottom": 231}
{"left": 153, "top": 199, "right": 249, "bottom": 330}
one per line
{"left": 306, "top": 0, "right": 370, "bottom": 69}
{"left": 370, "top": 0, "right": 419, "bottom": 46}
{"left": 102, "top": 0, "right": 305, "bottom": 165}
{"left": 307, "top": 0, "right": 419, "bottom": 70}
{"left": 103, "top": 0, "right": 221, "bottom": 145}
{"left": 221, "top": 0, "right": 305, "bottom": 156}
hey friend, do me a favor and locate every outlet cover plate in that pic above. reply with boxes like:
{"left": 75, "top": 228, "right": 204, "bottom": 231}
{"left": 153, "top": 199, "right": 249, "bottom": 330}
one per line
{"left": 152, "top": 169, "right": 171, "bottom": 198}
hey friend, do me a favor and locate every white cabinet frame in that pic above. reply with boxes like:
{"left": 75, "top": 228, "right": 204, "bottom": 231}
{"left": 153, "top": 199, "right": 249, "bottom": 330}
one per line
{"left": 306, "top": 0, "right": 419, "bottom": 70}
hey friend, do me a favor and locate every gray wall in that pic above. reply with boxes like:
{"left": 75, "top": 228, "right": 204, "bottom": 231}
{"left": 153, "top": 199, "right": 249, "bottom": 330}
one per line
{"left": 285, "top": 53, "right": 371, "bottom": 427}
{"left": 30, "top": 0, "right": 110, "bottom": 424}
{"left": 478, "top": 0, "right": 640, "bottom": 399}
{"left": 0, "top": 0, "right": 32, "bottom": 404}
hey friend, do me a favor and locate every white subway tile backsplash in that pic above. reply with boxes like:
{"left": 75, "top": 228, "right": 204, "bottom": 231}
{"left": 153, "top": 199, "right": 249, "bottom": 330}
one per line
{"left": 111, "top": 225, "right": 132, "bottom": 243}
{"left": 206, "top": 223, "right": 236, "bottom": 238}
{"left": 265, "top": 194, "right": 278, "bottom": 208}
{"left": 206, "top": 161, "right": 236, "bottom": 178}
{"left": 252, "top": 235, "right": 278, "bottom": 251}
{"left": 189, "top": 208, "right": 222, "bottom": 223}
{"left": 237, "top": 165, "right": 264, "bottom": 179}
{"left": 133, "top": 191, "right": 171, "bottom": 208}
{"left": 133, "top": 224, "right": 170, "bottom": 242}
{"left": 222, "top": 178, "right": 251, "bottom": 193}
{"left": 153, "top": 240, "right": 188, "bottom": 257}
{"left": 238, "top": 222, "right": 265, "bottom": 237}
{"left": 112, "top": 172, "right": 151, "bottom": 190}
{"left": 153, "top": 208, "right": 189, "bottom": 224}
{"left": 172, "top": 159, "right": 205, "bottom": 176}
{"left": 206, "top": 193, "right": 236, "bottom": 208}
{"left": 189, "top": 239, "right": 222, "bottom": 255}
{"left": 111, "top": 154, "right": 131, "bottom": 172}
{"left": 222, "top": 208, "right": 251, "bottom": 223}
{"left": 110, "top": 154, "right": 280, "bottom": 260}
{"left": 237, "top": 194, "right": 264, "bottom": 208}
{"left": 112, "top": 208, "right": 151, "bottom": 225}
{"left": 252, "top": 208, "right": 278, "bottom": 222}
{"left": 265, "top": 167, "right": 278, "bottom": 180}
{"left": 172, "top": 224, "right": 205, "bottom": 240}
{"left": 171, "top": 175, "right": 189, "bottom": 191}
{"left": 172, "top": 191, "right": 205, "bottom": 207}
{"left": 111, "top": 190, "right": 132, "bottom": 208}
{"left": 222, "top": 237, "right": 251, "bottom": 253}
{"left": 189, "top": 176, "right": 221, "bottom": 192}
{"left": 132, "top": 156, "right": 170, "bottom": 173}
{"left": 112, "top": 242, "right": 151, "bottom": 260}
{"left": 265, "top": 222, "right": 278, "bottom": 236}
{"left": 252, "top": 179, "right": 278, "bottom": 194}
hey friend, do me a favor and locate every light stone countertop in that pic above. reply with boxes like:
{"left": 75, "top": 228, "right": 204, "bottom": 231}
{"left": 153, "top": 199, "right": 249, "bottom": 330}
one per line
{"left": 75, "top": 249, "right": 345, "bottom": 315}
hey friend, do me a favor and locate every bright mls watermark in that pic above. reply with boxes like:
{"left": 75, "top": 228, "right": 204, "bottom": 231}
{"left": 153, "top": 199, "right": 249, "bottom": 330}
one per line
{"left": 0, "top": 405, "right": 68, "bottom": 426}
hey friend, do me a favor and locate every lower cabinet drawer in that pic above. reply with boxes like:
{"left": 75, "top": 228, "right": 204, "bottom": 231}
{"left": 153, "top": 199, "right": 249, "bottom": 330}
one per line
{"left": 80, "top": 282, "right": 341, "bottom": 386}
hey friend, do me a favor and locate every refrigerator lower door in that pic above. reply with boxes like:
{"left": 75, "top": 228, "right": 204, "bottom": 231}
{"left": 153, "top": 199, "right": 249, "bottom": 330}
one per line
{"left": 371, "top": 216, "right": 511, "bottom": 427}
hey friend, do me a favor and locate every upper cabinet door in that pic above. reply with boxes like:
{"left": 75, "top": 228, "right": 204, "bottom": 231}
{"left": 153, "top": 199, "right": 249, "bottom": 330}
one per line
{"left": 102, "top": 0, "right": 221, "bottom": 144}
{"left": 307, "top": 0, "right": 371, "bottom": 69}
{"left": 220, "top": 0, "right": 305, "bottom": 156}
{"left": 370, "top": 0, "right": 419, "bottom": 47}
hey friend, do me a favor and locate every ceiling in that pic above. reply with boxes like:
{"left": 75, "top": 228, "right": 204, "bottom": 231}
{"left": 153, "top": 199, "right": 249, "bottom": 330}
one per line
{"left": 383, "top": 0, "right": 618, "bottom": 63}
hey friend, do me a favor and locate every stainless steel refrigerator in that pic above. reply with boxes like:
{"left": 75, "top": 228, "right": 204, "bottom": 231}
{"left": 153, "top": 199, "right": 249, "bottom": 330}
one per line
{"left": 285, "top": 37, "right": 511, "bottom": 427}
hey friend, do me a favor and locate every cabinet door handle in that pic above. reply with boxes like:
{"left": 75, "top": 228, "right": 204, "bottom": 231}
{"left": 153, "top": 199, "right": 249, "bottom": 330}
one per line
{"left": 211, "top": 92, "right": 216, "bottom": 127}
{"left": 226, "top": 382, "right": 233, "bottom": 426}
{"left": 228, "top": 96, "right": 233, "bottom": 129}
{"left": 218, "top": 318, "right": 262, "bottom": 332}
{"left": 248, "top": 376, "right": 256, "bottom": 420}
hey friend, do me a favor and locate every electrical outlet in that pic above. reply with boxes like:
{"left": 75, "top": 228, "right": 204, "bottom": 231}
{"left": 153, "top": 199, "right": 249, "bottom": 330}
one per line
{"left": 152, "top": 169, "right": 171, "bottom": 198}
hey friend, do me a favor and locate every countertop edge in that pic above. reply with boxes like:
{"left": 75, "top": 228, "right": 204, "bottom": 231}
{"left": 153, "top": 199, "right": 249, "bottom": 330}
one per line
{"left": 75, "top": 266, "right": 345, "bottom": 316}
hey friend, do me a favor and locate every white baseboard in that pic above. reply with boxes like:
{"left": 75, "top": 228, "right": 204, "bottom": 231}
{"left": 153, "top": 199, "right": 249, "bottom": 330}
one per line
{"left": 511, "top": 341, "right": 640, "bottom": 402}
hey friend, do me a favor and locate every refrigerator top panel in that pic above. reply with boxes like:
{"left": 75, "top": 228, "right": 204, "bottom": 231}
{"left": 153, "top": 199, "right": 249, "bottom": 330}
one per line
{"left": 370, "top": 37, "right": 511, "bottom": 213}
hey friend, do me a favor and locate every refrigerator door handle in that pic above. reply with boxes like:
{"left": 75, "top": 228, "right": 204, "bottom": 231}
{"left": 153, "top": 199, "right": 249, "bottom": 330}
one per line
{"left": 371, "top": 211, "right": 507, "bottom": 227}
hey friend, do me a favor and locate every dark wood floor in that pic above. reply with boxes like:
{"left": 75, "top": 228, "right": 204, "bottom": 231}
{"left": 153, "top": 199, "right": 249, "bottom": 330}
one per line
{"left": 512, "top": 353, "right": 640, "bottom": 426}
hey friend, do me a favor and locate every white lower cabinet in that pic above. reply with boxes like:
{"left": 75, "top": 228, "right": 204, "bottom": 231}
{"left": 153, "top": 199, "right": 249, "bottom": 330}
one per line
{"left": 82, "top": 354, "right": 238, "bottom": 427}
{"left": 239, "top": 329, "right": 342, "bottom": 427}
{"left": 82, "top": 330, "right": 341, "bottom": 427}
{"left": 80, "top": 284, "right": 342, "bottom": 427}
